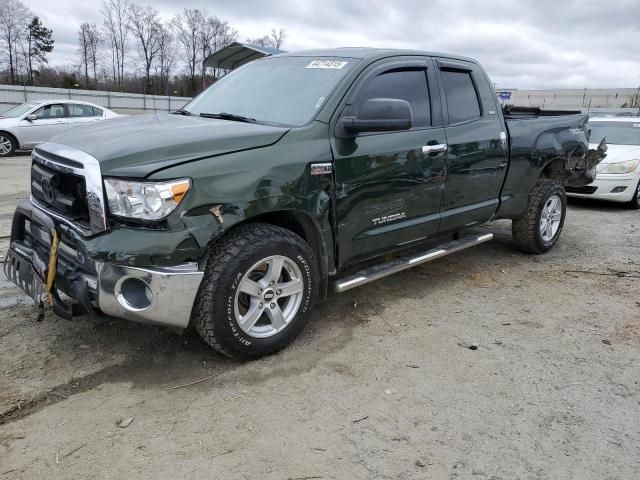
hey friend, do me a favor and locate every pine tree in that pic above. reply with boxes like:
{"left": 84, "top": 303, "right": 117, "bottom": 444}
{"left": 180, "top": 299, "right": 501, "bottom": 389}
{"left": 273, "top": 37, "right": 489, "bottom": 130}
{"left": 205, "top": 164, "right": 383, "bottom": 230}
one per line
{"left": 26, "top": 16, "right": 54, "bottom": 85}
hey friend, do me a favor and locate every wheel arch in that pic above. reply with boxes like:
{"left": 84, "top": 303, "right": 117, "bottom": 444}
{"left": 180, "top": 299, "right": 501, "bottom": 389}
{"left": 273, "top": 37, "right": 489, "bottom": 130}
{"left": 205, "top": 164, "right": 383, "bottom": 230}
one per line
{"left": 539, "top": 157, "right": 566, "bottom": 181}
{"left": 207, "top": 209, "right": 330, "bottom": 300}
{"left": 0, "top": 130, "right": 19, "bottom": 150}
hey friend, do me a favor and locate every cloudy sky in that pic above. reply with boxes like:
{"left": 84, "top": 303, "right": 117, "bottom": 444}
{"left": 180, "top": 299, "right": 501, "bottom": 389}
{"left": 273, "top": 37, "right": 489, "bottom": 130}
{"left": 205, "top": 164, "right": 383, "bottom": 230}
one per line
{"left": 25, "top": 0, "right": 640, "bottom": 89}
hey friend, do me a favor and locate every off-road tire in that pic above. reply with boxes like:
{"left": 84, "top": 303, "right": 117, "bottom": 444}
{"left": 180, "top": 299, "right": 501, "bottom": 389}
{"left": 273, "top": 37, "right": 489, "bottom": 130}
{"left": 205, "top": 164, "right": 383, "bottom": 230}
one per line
{"left": 193, "top": 223, "right": 318, "bottom": 360}
{"left": 629, "top": 180, "right": 640, "bottom": 210}
{"left": 512, "top": 179, "right": 567, "bottom": 254}
{"left": 0, "top": 132, "right": 17, "bottom": 157}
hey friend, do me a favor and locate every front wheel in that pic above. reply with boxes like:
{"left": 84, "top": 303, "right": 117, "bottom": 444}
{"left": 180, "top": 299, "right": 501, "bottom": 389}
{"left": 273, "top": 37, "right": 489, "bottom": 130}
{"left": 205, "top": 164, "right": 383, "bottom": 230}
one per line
{"left": 193, "top": 223, "right": 318, "bottom": 360}
{"left": 512, "top": 179, "right": 567, "bottom": 254}
{"left": 0, "top": 133, "right": 16, "bottom": 157}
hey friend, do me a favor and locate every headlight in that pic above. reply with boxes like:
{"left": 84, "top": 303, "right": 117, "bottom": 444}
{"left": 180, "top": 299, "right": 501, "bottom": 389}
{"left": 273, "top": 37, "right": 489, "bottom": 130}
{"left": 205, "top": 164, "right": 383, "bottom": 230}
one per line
{"left": 597, "top": 159, "right": 640, "bottom": 174}
{"left": 104, "top": 178, "right": 191, "bottom": 220}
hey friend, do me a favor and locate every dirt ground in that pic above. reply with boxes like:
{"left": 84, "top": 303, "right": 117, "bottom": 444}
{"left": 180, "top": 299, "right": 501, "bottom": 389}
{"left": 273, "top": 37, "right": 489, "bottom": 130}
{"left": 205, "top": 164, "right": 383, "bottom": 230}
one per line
{"left": 0, "top": 153, "right": 639, "bottom": 479}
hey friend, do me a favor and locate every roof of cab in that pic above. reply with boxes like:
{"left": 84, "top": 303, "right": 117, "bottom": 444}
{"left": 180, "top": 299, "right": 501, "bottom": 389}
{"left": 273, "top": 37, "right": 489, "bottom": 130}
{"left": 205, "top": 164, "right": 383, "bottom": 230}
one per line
{"left": 275, "top": 47, "right": 477, "bottom": 64}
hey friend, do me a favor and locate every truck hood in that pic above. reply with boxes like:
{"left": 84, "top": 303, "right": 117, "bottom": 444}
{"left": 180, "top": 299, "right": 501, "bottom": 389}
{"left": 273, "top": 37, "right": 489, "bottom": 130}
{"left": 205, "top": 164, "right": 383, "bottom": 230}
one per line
{"left": 47, "top": 113, "right": 289, "bottom": 177}
{"left": 589, "top": 143, "right": 640, "bottom": 164}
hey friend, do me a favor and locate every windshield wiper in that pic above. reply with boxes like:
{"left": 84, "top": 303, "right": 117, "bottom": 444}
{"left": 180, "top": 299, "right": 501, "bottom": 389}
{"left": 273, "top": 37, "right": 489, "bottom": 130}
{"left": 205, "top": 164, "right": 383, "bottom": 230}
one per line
{"left": 199, "top": 112, "right": 257, "bottom": 124}
{"left": 173, "top": 109, "right": 192, "bottom": 116}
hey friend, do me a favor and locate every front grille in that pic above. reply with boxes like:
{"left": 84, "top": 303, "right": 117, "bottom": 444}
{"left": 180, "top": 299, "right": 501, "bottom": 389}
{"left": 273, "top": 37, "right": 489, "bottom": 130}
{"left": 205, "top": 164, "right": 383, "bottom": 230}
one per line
{"left": 566, "top": 185, "right": 598, "bottom": 194}
{"left": 31, "top": 160, "right": 90, "bottom": 228}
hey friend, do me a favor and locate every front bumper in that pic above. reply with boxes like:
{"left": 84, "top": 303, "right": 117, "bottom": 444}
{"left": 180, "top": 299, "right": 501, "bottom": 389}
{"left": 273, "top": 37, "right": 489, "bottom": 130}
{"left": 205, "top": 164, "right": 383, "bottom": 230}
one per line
{"left": 3, "top": 200, "right": 204, "bottom": 329}
{"left": 566, "top": 172, "right": 640, "bottom": 203}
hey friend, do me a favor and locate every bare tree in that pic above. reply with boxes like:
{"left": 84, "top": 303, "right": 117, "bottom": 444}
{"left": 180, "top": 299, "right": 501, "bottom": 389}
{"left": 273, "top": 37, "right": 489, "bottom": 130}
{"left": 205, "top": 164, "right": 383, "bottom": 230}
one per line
{"left": 199, "top": 16, "right": 237, "bottom": 85}
{"left": 78, "top": 23, "right": 102, "bottom": 88}
{"left": 624, "top": 86, "right": 640, "bottom": 110}
{"left": 246, "top": 28, "right": 286, "bottom": 50}
{"left": 270, "top": 28, "right": 286, "bottom": 50}
{"left": 0, "top": 0, "right": 31, "bottom": 84}
{"left": 78, "top": 23, "right": 91, "bottom": 87}
{"left": 155, "top": 23, "right": 176, "bottom": 95}
{"left": 171, "top": 8, "right": 204, "bottom": 95}
{"left": 245, "top": 35, "right": 270, "bottom": 48}
{"left": 102, "top": 0, "right": 129, "bottom": 89}
{"left": 128, "top": 3, "right": 161, "bottom": 94}
{"left": 86, "top": 24, "right": 101, "bottom": 88}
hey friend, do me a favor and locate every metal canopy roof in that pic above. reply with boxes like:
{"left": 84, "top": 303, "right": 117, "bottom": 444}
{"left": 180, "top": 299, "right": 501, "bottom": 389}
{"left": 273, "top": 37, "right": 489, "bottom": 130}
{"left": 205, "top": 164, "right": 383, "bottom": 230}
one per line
{"left": 203, "top": 42, "right": 284, "bottom": 70}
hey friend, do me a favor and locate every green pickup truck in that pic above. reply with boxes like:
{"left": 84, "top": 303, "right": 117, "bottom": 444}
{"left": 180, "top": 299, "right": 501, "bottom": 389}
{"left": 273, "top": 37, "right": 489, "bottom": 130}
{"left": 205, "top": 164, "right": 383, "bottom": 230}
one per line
{"left": 4, "top": 48, "right": 605, "bottom": 359}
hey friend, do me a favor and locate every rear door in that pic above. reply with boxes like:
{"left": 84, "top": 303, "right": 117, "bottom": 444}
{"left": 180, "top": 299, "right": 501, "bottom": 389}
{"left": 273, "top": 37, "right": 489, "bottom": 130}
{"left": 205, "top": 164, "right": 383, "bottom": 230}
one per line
{"left": 436, "top": 59, "right": 508, "bottom": 232}
{"left": 332, "top": 58, "right": 448, "bottom": 267}
{"left": 67, "top": 103, "right": 102, "bottom": 129}
{"left": 18, "top": 103, "right": 68, "bottom": 148}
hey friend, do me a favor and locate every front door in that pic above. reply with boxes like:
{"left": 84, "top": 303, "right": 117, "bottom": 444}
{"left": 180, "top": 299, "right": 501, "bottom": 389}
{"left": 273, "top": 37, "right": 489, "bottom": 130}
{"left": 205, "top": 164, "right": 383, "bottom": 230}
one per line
{"left": 436, "top": 60, "right": 508, "bottom": 232}
{"left": 19, "top": 103, "right": 68, "bottom": 148}
{"left": 332, "top": 59, "right": 447, "bottom": 267}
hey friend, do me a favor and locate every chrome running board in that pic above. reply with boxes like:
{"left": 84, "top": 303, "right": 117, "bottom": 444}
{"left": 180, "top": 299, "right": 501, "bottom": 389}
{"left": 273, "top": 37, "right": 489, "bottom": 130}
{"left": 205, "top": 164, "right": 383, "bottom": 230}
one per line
{"left": 334, "top": 233, "right": 493, "bottom": 293}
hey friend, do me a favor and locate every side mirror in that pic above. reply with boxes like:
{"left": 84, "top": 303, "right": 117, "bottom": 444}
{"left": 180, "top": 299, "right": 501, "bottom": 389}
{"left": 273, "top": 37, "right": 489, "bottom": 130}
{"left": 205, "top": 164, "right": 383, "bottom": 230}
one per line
{"left": 341, "top": 98, "right": 412, "bottom": 134}
{"left": 26, "top": 114, "right": 38, "bottom": 121}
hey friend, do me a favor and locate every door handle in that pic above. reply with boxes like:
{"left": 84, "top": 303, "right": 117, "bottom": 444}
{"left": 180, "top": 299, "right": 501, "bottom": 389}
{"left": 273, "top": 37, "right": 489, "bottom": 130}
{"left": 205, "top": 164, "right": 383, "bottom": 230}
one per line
{"left": 422, "top": 143, "right": 448, "bottom": 155}
{"left": 55, "top": 121, "right": 65, "bottom": 124}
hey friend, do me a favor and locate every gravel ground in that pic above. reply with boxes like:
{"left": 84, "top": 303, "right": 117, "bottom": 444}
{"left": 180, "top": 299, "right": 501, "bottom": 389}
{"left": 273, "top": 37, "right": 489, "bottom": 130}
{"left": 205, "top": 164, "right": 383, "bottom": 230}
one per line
{"left": 0, "top": 153, "right": 639, "bottom": 479}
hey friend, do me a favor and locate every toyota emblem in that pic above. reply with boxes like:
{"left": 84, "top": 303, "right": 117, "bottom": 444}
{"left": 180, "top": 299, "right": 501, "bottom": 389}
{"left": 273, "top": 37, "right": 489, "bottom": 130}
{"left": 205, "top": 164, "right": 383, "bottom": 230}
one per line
{"left": 41, "top": 177, "right": 55, "bottom": 203}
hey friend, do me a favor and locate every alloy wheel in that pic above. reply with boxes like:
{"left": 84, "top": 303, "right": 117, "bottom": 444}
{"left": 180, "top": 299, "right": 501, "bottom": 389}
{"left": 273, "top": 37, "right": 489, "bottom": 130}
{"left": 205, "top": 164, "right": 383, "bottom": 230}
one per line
{"left": 0, "top": 136, "right": 12, "bottom": 155}
{"left": 234, "top": 255, "right": 304, "bottom": 338}
{"left": 540, "top": 194, "right": 563, "bottom": 242}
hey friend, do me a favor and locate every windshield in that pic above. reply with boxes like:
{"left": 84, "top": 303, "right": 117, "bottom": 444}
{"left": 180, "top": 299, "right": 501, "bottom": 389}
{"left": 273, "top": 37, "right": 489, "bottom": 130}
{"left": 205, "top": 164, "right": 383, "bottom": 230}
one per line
{"left": 0, "top": 102, "right": 40, "bottom": 118}
{"left": 183, "top": 56, "right": 357, "bottom": 127}
{"left": 589, "top": 121, "right": 640, "bottom": 146}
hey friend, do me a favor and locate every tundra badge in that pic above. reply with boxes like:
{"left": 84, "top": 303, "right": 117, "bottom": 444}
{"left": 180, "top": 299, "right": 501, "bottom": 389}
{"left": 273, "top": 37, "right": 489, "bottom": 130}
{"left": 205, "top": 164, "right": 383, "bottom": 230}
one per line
{"left": 372, "top": 212, "right": 407, "bottom": 225}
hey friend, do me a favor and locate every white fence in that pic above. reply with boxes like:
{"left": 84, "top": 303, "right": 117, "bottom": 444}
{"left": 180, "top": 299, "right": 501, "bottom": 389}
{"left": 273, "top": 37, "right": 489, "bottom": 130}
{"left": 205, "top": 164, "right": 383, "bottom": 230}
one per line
{"left": 0, "top": 84, "right": 192, "bottom": 115}
{"left": 496, "top": 87, "right": 640, "bottom": 110}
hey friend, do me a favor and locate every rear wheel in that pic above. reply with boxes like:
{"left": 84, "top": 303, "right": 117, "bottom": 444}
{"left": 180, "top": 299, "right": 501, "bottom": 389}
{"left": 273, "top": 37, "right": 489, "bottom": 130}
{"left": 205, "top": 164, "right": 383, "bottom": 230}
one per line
{"left": 512, "top": 179, "right": 567, "bottom": 253}
{"left": 629, "top": 180, "right": 640, "bottom": 210}
{"left": 193, "top": 223, "right": 318, "bottom": 360}
{"left": 0, "top": 133, "right": 16, "bottom": 157}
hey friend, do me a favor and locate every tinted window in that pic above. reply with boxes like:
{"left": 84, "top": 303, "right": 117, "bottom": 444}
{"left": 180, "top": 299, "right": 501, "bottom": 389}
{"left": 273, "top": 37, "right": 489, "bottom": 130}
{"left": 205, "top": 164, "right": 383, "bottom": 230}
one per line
{"left": 93, "top": 107, "right": 103, "bottom": 117}
{"left": 69, "top": 104, "right": 95, "bottom": 117}
{"left": 441, "top": 70, "right": 481, "bottom": 124}
{"left": 359, "top": 70, "right": 430, "bottom": 127}
{"left": 32, "top": 104, "right": 65, "bottom": 119}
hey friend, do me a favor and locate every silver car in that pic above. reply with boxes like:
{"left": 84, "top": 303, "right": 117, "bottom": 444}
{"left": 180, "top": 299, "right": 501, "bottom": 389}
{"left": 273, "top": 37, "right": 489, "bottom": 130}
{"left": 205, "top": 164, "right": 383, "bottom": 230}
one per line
{"left": 0, "top": 99, "right": 121, "bottom": 157}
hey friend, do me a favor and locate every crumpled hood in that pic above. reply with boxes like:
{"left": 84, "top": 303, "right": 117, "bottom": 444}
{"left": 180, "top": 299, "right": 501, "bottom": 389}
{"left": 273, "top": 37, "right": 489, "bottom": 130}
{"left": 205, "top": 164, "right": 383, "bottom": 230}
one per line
{"left": 590, "top": 143, "right": 640, "bottom": 164}
{"left": 47, "top": 113, "right": 289, "bottom": 177}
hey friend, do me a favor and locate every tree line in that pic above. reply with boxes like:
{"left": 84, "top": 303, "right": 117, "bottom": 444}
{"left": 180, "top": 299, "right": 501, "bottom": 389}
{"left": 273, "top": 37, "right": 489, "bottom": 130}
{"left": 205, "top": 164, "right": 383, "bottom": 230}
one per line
{"left": 0, "top": 0, "right": 286, "bottom": 97}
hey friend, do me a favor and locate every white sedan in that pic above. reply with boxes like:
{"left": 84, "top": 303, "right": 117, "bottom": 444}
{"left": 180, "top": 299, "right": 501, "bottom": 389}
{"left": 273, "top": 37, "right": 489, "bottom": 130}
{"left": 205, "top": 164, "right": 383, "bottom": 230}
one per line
{"left": 566, "top": 116, "right": 640, "bottom": 209}
{"left": 0, "top": 99, "right": 121, "bottom": 157}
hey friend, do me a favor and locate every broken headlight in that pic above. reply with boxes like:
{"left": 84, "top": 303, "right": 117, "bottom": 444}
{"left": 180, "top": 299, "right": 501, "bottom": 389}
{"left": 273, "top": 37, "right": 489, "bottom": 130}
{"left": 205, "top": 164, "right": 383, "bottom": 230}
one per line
{"left": 104, "top": 178, "right": 191, "bottom": 220}
{"left": 597, "top": 159, "right": 640, "bottom": 174}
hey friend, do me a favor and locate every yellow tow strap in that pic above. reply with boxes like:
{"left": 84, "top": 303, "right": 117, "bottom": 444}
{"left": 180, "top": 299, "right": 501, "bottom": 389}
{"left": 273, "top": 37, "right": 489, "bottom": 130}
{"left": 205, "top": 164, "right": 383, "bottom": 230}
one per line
{"left": 46, "top": 229, "right": 60, "bottom": 306}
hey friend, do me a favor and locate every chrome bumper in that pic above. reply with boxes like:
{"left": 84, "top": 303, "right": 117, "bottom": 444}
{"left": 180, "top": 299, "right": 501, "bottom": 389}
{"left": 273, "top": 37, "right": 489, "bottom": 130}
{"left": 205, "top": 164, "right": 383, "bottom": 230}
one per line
{"left": 97, "top": 263, "right": 204, "bottom": 329}
{"left": 4, "top": 199, "right": 204, "bottom": 330}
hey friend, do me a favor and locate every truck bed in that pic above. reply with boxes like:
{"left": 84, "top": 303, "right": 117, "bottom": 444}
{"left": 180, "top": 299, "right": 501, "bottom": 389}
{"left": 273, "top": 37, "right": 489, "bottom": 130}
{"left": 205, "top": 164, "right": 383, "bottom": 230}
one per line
{"left": 497, "top": 109, "right": 595, "bottom": 218}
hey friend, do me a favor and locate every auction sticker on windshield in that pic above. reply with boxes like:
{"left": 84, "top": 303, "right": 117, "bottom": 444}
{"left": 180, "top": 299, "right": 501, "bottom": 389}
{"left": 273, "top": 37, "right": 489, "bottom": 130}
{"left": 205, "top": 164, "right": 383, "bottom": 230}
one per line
{"left": 306, "top": 60, "right": 348, "bottom": 69}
